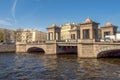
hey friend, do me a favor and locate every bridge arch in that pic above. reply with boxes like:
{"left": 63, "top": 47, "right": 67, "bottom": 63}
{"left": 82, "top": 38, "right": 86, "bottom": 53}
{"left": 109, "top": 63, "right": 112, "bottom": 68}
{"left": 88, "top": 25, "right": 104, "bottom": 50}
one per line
{"left": 27, "top": 47, "right": 45, "bottom": 53}
{"left": 97, "top": 46, "right": 120, "bottom": 58}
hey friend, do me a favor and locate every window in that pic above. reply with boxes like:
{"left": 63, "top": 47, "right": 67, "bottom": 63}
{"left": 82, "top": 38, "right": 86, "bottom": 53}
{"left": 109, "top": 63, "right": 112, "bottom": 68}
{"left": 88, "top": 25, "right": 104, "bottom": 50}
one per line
{"left": 71, "top": 34, "right": 75, "bottom": 39}
{"left": 83, "top": 29, "right": 90, "bottom": 39}
{"left": 104, "top": 32, "right": 110, "bottom": 37}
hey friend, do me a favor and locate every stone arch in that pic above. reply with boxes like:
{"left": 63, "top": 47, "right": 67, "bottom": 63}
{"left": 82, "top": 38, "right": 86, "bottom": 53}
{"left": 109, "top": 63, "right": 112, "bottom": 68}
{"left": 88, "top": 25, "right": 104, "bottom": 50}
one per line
{"left": 27, "top": 47, "right": 45, "bottom": 53}
{"left": 97, "top": 46, "right": 120, "bottom": 58}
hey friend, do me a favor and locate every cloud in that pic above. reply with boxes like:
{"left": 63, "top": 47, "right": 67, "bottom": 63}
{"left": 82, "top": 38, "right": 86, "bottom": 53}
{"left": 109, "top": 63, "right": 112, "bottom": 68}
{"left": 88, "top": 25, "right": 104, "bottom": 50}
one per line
{"left": 12, "top": 0, "right": 18, "bottom": 22}
{"left": 0, "top": 20, "right": 12, "bottom": 26}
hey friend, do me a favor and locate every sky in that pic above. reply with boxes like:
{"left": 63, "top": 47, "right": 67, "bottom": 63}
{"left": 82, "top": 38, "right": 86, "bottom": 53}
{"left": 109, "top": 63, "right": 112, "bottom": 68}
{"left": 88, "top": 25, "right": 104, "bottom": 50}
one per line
{"left": 0, "top": 0, "right": 120, "bottom": 32}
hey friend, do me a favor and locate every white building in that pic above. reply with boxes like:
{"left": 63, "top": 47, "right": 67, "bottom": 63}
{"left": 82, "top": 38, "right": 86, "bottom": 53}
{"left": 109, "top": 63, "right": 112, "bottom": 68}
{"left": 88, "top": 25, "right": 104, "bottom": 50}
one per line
{"left": 116, "top": 32, "right": 120, "bottom": 41}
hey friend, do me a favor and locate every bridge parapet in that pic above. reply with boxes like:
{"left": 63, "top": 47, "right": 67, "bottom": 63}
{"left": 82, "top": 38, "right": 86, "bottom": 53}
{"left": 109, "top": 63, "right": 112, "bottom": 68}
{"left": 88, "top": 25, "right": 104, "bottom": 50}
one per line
{"left": 16, "top": 42, "right": 26, "bottom": 45}
{"left": 46, "top": 40, "right": 57, "bottom": 43}
{"left": 78, "top": 39, "right": 95, "bottom": 43}
{"left": 16, "top": 40, "right": 120, "bottom": 58}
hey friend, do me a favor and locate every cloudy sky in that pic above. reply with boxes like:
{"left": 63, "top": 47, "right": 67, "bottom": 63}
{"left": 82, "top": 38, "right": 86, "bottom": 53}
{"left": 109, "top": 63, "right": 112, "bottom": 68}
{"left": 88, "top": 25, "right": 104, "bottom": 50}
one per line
{"left": 0, "top": 0, "right": 120, "bottom": 31}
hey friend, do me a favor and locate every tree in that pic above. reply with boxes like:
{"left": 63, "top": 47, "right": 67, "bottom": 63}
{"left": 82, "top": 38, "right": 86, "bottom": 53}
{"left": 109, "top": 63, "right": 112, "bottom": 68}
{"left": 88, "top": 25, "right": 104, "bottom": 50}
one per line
{"left": 0, "top": 32, "right": 3, "bottom": 42}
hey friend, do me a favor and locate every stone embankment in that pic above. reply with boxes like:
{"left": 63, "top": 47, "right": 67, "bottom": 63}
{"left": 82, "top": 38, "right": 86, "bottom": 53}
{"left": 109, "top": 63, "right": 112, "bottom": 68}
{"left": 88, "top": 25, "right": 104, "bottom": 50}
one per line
{"left": 0, "top": 44, "right": 16, "bottom": 53}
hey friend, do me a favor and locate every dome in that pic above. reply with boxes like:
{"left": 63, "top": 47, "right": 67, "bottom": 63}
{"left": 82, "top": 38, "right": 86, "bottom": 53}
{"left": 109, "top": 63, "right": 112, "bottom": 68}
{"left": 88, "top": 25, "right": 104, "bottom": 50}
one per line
{"left": 83, "top": 17, "right": 93, "bottom": 23}
{"left": 105, "top": 22, "right": 113, "bottom": 27}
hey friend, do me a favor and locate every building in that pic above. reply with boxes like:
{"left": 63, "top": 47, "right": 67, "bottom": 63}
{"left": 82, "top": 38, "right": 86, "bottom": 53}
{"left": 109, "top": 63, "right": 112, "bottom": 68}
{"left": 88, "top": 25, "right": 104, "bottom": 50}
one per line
{"left": 15, "top": 29, "right": 46, "bottom": 43}
{"left": 100, "top": 22, "right": 117, "bottom": 40}
{"left": 47, "top": 17, "right": 118, "bottom": 42}
{"left": 46, "top": 24, "right": 60, "bottom": 40}
{"left": 116, "top": 31, "right": 120, "bottom": 41}
{"left": 0, "top": 28, "right": 15, "bottom": 43}
{"left": 69, "top": 24, "right": 80, "bottom": 40}
{"left": 47, "top": 23, "right": 80, "bottom": 41}
{"left": 79, "top": 18, "right": 99, "bottom": 42}
{"left": 0, "top": 28, "right": 4, "bottom": 42}
{"left": 60, "top": 23, "right": 80, "bottom": 40}
{"left": 60, "top": 23, "right": 74, "bottom": 40}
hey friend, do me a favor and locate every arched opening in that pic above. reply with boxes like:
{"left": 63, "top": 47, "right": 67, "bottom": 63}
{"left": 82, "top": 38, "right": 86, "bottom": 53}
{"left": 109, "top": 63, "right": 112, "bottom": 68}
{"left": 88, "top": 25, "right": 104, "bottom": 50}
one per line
{"left": 27, "top": 47, "right": 45, "bottom": 53}
{"left": 97, "top": 49, "right": 120, "bottom": 58}
{"left": 57, "top": 46, "right": 78, "bottom": 55}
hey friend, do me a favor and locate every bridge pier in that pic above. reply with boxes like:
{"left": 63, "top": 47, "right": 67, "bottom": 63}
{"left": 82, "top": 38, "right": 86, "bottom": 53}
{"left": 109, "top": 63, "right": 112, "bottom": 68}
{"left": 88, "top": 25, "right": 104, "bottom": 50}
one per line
{"left": 16, "top": 44, "right": 27, "bottom": 53}
{"left": 45, "top": 43, "right": 57, "bottom": 55}
{"left": 77, "top": 43, "right": 97, "bottom": 58}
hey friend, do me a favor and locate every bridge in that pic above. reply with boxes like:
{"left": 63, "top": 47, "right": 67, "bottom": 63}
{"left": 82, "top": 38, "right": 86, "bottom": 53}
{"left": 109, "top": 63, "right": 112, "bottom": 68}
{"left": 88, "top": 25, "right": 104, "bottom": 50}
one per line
{"left": 16, "top": 40, "right": 120, "bottom": 58}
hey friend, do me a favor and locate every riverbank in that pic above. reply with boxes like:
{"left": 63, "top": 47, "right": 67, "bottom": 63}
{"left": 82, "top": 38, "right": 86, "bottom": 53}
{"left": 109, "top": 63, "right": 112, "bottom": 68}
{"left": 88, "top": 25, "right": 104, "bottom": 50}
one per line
{"left": 0, "top": 44, "right": 16, "bottom": 53}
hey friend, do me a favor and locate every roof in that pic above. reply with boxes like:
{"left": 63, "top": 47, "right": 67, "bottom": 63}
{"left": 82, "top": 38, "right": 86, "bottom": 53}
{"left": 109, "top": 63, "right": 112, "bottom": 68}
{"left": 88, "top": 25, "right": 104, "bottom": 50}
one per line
{"left": 81, "top": 17, "right": 99, "bottom": 25}
{"left": 101, "top": 22, "right": 117, "bottom": 28}
{"left": 83, "top": 17, "right": 93, "bottom": 23}
{"left": 105, "top": 22, "right": 114, "bottom": 27}
{"left": 46, "top": 24, "right": 60, "bottom": 29}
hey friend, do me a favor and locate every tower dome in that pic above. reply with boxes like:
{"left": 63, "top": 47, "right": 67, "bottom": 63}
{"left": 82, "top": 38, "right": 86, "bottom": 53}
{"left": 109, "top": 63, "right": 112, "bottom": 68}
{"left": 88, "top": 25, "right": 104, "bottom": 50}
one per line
{"left": 105, "top": 22, "right": 113, "bottom": 27}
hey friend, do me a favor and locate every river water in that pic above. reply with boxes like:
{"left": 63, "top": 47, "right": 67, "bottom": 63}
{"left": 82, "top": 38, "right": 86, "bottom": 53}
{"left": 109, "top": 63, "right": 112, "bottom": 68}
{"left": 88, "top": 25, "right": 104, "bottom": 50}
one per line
{"left": 0, "top": 53, "right": 120, "bottom": 80}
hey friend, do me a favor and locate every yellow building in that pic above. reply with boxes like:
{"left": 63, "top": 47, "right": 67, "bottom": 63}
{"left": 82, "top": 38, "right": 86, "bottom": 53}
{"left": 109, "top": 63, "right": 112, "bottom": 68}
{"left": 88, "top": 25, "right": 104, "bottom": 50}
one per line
{"left": 60, "top": 23, "right": 74, "bottom": 40}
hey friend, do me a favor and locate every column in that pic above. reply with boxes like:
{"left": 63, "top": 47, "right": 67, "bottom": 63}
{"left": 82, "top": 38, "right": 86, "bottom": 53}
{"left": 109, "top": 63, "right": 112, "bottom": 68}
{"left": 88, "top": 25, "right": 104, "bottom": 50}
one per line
{"left": 47, "top": 33, "right": 49, "bottom": 40}
{"left": 56, "top": 33, "right": 58, "bottom": 40}
{"left": 50, "top": 32, "right": 53, "bottom": 40}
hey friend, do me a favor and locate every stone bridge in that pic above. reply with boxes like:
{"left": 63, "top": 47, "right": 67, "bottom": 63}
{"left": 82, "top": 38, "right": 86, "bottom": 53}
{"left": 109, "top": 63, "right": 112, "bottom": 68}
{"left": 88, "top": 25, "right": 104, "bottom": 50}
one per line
{"left": 16, "top": 41, "right": 120, "bottom": 58}
{"left": 16, "top": 43, "right": 57, "bottom": 54}
{"left": 78, "top": 42, "right": 120, "bottom": 58}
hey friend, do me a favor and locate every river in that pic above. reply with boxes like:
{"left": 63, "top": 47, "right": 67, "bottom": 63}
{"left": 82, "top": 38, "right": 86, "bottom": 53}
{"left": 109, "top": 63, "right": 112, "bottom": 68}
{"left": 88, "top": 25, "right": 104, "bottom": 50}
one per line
{"left": 0, "top": 53, "right": 120, "bottom": 80}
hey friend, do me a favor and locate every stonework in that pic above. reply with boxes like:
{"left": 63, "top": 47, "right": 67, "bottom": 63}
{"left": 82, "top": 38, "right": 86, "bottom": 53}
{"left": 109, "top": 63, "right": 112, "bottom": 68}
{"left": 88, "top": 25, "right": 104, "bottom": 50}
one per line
{"left": 46, "top": 24, "right": 60, "bottom": 40}
{"left": 100, "top": 22, "right": 117, "bottom": 39}
{"left": 80, "top": 19, "right": 99, "bottom": 41}
{"left": 16, "top": 17, "right": 120, "bottom": 58}
{"left": 0, "top": 44, "right": 16, "bottom": 53}
{"left": 46, "top": 18, "right": 118, "bottom": 42}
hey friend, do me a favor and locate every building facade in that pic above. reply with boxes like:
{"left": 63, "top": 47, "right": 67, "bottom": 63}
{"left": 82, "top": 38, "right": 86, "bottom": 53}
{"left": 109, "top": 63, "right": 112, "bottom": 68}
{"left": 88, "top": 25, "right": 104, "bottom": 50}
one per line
{"left": 0, "top": 28, "right": 15, "bottom": 43}
{"left": 15, "top": 29, "right": 46, "bottom": 43}
{"left": 47, "top": 18, "right": 118, "bottom": 42}
{"left": 60, "top": 23, "right": 73, "bottom": 40}
{"left": 80, "top": 18, "right": 99, "bottom": 41}
{"left": 100, "top": 22, "right": 117, "bottom": 39}
{"left": 46, "top": 24, "right": 60, "bottom": 40}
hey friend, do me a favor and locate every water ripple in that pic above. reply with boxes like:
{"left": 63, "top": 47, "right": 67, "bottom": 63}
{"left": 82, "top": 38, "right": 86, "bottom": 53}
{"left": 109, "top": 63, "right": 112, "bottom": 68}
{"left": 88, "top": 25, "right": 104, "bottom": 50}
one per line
{"left": 0, "top": 53, "right": 120, "bottom": 80}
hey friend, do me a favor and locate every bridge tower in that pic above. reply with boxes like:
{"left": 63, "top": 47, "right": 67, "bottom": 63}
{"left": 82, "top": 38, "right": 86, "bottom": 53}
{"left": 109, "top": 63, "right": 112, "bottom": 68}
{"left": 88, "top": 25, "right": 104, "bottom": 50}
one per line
{"left": 78, "top": 18, "right": 99, "bottom": 58}
{"left": 46, "top": 24, "right": 61, "bottom": 40}
{"left": 80, "top": 17, "right": 99, "bottom": 42}
{"left": 100, "top": 22, "right": 117, "bottom": 39}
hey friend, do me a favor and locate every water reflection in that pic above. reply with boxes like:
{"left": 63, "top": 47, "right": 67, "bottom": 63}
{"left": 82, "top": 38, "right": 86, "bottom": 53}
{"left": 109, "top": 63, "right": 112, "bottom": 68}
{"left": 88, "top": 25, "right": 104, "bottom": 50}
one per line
{"left": 0, "top": 53, "right": 120, "bottom": 80}
{"left": 77, "top": 58, "right": 120, "bottom": 80}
